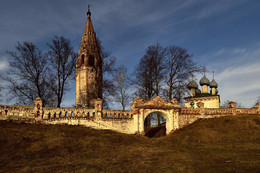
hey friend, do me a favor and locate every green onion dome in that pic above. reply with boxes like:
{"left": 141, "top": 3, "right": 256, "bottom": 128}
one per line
{"left": 187, "top": 80, "right": 198, "bottom": 89}
{"left": 210, "top": 79, "right": 218, "bottom": 88}
{"left": 199, "top": 75, "right": 210, "bottom": 86}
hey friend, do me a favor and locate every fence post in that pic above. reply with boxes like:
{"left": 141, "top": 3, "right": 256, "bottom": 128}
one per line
{"left": 95, "top": 99, "right": 103, "bottom": 118}
{"left": 33, "top": 97, "right": 43, "bottom": 121}
{"left": 228, "top": 102, "right": 237, "bottom": 115}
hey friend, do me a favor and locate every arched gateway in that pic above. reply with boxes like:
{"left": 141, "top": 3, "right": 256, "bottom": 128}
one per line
{"left": 131, "top": 96, "right": 181, "bottom": 134}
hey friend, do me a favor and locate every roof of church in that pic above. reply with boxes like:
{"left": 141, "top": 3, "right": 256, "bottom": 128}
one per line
{"left": 209, "top": 72, "right": 218, "bottom": 88}
{"left": 84, "top": 8, "right": 94, "bottom": 35}
{"left": 78, "top": 6, "right": 99, "bottom": 56}
{"left": 199, "top": 75, "right": 210, "bottom": 86}
{"left": 187, "top": 80, "right": 198, "bottom": 89}
{"left": 210, "top": 79, "right": 218, "bottom": 88}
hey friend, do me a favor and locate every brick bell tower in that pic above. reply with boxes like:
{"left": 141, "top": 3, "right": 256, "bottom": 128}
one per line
{"left": 76, "top": 6, "right": 102, "bottom": 108}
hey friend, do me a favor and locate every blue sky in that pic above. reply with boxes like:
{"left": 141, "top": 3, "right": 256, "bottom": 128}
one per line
{"left": 0, "top": 0, "right": 260, "bottom": 108}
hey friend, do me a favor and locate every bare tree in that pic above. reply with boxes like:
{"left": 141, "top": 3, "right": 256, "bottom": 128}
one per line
{"left": 133, "top": 43, "right": 167, "bottom": 127}
{"left": 3, "top": 42, "right": 51, "bottom": 106}
{"left": 97, "top": 38, "right": 117, "bottom": 108}
{"left": 133, "top": 51, "right": 154, "bottom": 129}
{"left": 221, "top": 100, "right": 243, "bottom": 108}
{"left": 47, "top": 36, "right": 77, "bottom": 107}
{"left": 113, "top": 66, "right": 131, "bottom": 110}
{"left": 163, "top": 46, "right": 202, "bottom": 103}
{"left": 149, "top": 43, "right": 167, "bottom": 96}
{"left": 133, "top": 43, "right": 166, "bottom": 100}
{"left": 133, "top": 55, "right": 154, "bottom": 100}
{"left": 149, "top": 44, "right": 167, "bottom": 125}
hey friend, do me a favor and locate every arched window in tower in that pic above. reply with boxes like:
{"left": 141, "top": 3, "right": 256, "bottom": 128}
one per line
{"left": 81, "top": 54, "right": 85, "bottom": 64}
{"left": 89, "top": 55, "right": 95, "bottom": 67}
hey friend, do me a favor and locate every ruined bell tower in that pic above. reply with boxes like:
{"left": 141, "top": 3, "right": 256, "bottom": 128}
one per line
{"left": 76, "top": 7, "right": 102, "bottom": 108}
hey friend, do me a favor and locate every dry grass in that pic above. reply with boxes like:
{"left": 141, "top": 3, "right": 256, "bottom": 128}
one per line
{"left": 0, "top": 115, "right": 259, "bottom": 173}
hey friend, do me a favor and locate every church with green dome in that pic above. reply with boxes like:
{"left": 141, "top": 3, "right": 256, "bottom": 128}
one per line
{"left": 184, "top": 71, "right": 220, "bottom": 108}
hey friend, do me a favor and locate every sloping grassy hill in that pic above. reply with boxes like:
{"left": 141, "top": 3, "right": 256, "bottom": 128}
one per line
{"left": 0, "top": 115, "right": 259, "bottom": 173}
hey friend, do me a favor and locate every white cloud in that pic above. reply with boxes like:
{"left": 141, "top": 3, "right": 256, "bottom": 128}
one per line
{"left": 0, "top": 57, "right": 9, "bottom": 71}
{"left": 196, "top": 0, "right": 245, "bottom": 19}
{"left": 232, "top": 48, "right": 247, "bottom": 54}
{"left": 217, "top": 63, "right": 260, "bottom": 81}
{"left": 205, "top": 46, "right": 260, "bottom": 108}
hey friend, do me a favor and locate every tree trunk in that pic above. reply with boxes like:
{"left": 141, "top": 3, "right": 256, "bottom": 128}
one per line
{"left": 157, "top": 113, "right": 160, "bottom": 126}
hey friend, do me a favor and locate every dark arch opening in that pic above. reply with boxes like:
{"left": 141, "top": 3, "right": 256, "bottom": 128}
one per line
{"left": 81, "top": 54, "right": 85, "bottom": 64}
{"left": 36, "top": 111, "right": 40, "bottom": 117}
{"left": 144, "top": 112, "right": 166, "bottom": 138}
{"left": 88, "top": 55, "right": 95, "bottom": 66}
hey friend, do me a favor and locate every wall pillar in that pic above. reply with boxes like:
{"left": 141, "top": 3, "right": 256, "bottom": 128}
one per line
{"left": 95, "top": 99, "right": 103, "bottom": 119}
{"left": 43, "top": 113, "right": 48, "bottom": 119}
{"left": 33, "top": 97, "right": 43, "bottom": 121}
{"left": 197, "top": 102, "right": 205, "bottom": 116}
{"left": 62, "top": 112, "right": 66, "bottom": 118}
{"left": 229, "top": 102, "right": 237, "bottom": 115}
{"left": 50, "top": 112, "right": 54, "bottom": 119}
{"left": 165, "top": 110, "right": 173, "bottom": 134}
{"left": 139, "top": 109, "right": 144, "bottom": 134}
{"left": 133, "top": 111, "right": 139, "bottom": 134}
{"left": 173, "top": 109, "right": 179, "bottom": 130}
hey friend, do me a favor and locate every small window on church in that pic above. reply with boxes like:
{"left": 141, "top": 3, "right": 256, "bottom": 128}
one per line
{"left": 81, "top": 54, "right": 85, "bottom": 64}
{"left": 89, "top": 55, "right": 94, "bottom": 66}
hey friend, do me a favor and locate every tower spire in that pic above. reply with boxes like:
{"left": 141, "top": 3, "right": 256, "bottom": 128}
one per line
{"left": 84, "top": 5, "right": 94, "bottom": 39}
{"left": 78, "top": 5, "right": 97, "bottom": 56}
{"left": 87, "top": 4, "right": 91, "bottom": 17}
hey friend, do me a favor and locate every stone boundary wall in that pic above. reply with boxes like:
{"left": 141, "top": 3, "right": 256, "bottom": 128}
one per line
{"left": 102, "top": 109, "right": 133, "bottom": 119}
{"left": 42, "top": 107, "right": 96, "bottom": 119}
{"left": 1, "top": 101, "right": 259, "bottom": 135}
{"left": 40, "top": 108, "right": 134, "bottom": 120}
{"left": 236, "top": 108, "right": 260, "bottom": 115}
{"left": 0, "top": 103, "right": 136, "bottom": 134}
{"left": 41, "top": 108, "right": 135, "bottom": 134}
{"left": 0, "top": 105, "right": 35, "bottom": 121}
{"left": 178, "top": 106, "right": 260, "bottom": 129}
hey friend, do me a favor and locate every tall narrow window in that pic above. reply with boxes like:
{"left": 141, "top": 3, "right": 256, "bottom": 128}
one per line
{"left": 81, "top": 54, "right": 85, "bottom": 64}
{"left": 89, "top": 55, "right": 95, "bottom": 66}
